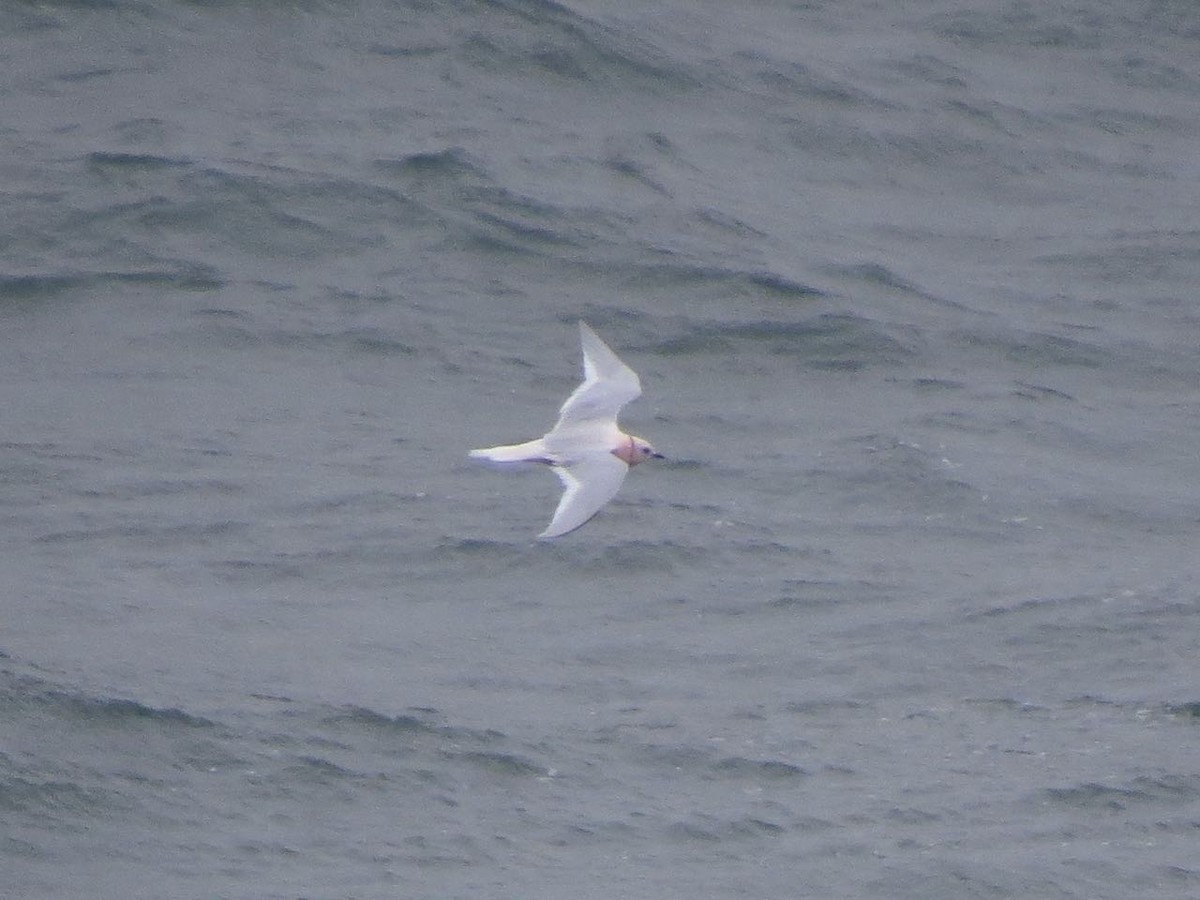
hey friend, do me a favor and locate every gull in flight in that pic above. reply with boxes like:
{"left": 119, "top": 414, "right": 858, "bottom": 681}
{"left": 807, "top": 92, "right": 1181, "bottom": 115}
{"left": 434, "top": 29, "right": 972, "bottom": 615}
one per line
{"left": 470, "top": 321, "right": 664, "bottom": 538}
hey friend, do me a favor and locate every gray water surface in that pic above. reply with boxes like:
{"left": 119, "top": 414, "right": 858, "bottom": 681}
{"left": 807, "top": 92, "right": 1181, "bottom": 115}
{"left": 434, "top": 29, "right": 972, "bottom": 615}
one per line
{"left": 2, "top": 2, "right": 1199, "bottom": 898}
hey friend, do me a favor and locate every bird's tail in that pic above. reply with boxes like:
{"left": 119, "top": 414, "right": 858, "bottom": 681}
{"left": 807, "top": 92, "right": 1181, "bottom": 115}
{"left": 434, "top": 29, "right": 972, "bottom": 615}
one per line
{"left": 469, "top": 438, "right": 551, "bottom": 464}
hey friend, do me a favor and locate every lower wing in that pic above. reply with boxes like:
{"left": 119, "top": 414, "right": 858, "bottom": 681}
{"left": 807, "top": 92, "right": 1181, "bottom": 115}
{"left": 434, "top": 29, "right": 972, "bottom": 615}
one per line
{"left": 539, "top": 454, "right": 629, "bottom": 538}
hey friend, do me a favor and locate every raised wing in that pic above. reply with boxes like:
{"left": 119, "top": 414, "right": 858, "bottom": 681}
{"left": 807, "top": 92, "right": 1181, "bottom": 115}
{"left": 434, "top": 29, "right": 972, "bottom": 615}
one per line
{"left": 539, "top": 453, "right": 629, "bottom": 538}
{"left": 552, "top": 322, "right": 642, "bottom": 430}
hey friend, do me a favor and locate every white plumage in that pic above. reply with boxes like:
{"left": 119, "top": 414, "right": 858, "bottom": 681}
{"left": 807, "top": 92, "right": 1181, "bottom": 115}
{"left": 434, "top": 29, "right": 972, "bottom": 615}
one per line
{"left": 470, "top": 321, "right": 662, "bottom": 538}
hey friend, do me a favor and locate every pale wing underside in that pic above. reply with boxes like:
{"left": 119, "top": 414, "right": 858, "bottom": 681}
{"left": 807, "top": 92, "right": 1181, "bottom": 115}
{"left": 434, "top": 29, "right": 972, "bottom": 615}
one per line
{"left": 553, "top": 322, "right": 641, "bottom": 430}
{"left": 539, "top": 453, "right": 629, "bottom": 538}
{"left": 541, "top": 418, "right": 621, "bottom": 460}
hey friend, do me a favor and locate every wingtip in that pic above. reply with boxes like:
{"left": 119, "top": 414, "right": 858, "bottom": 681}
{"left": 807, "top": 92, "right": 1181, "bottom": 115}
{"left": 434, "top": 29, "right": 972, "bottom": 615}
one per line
{"left": 537, "top": 522, "right": 580, "bottom": 540}
{"left": 537, "top": 522, "right": 562, "bottom": 539}
{"left": 537, "top": 516, "right": 576, "bottom": 539}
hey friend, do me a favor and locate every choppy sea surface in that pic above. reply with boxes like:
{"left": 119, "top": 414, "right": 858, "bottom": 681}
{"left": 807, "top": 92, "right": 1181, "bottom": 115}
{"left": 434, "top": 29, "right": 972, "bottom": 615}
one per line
{"left": 3, "top": 1, "right": 1199, "bottom": 898}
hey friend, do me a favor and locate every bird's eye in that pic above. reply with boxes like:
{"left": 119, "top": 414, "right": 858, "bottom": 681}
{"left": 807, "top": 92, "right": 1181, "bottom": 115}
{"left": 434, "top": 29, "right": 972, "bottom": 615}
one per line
{"left": 642, "top": 447, "right": 651, "bottom": 454}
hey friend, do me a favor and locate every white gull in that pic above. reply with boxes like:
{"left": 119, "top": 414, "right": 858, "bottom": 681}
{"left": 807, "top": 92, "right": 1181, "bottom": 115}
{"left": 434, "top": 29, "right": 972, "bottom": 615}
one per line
{"left": 470, "top": 321, "right": 663, "bottom": 538}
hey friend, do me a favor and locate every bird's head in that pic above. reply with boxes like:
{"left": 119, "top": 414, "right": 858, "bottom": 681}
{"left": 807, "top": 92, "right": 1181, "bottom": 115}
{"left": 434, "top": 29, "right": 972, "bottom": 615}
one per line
{"left": 616, "top": 434, "right": 664, "bottom": 466}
